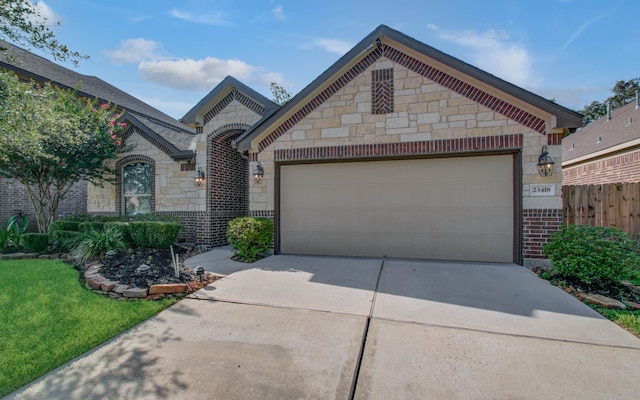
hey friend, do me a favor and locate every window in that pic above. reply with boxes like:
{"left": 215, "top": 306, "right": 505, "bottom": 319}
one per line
{"left": 123, "top": 162, "right": 152, "bottom": 215}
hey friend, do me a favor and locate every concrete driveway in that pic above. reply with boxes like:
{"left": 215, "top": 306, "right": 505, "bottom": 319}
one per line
{"left": 8, "top": 255, "right": 640, "bottom": 399}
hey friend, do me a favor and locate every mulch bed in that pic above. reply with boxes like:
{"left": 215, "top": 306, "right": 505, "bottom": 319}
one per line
{"left": 98, "top": 247, "right": 204, "bottom": 289}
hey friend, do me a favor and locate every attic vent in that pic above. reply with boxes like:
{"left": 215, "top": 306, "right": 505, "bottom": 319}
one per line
{"left": 570, "top": 143, "right": 575, "bottom": 150}
{"left": 597, "top": 136, "right": 602, "bottom": 143}
{"left": 627, "top": 117, "right": 633, "bottom": 126}
{"left": 372, "top": 68, "right": 394, "bottom": 114}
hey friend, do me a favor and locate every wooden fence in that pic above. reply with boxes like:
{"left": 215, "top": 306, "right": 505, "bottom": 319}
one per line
{"left": 563, "top": 183, "right": 640, "bottom": 237}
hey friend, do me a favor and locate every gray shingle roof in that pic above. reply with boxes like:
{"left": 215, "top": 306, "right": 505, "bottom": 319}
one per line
{"left": 562, "top": 101, "right": 640, "bottom": 164}
{"left": 0, "top": 41, "right": 196, "bottom": 159}
{"left": 235, "top": 24, "right": 583, "bottom": 151}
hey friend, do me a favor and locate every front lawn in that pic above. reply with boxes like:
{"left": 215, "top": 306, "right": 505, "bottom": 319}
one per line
{"left": 0, "top": 259, "right": 176, "bottom": 397}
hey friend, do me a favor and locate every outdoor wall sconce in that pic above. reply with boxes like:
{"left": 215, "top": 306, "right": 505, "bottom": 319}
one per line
{"left": 253, "top": 162, "right": 264, "bottom": 184}
{"left": 194, "top": 168, "right": 205, "bottom": 186}
{"left": 536, "top": 146, "right": 555, "bottom": 177}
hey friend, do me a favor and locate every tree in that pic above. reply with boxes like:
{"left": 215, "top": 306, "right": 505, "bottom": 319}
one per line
{"left": 270, "top": 81, "right": 292, "bottom": 106}
{"left": 1, "top": 0, "right": 87, "bottom": 65}
{"left": 0, "top": 70, "right": 129, "bottom": 232}
{"left": 578, "top": 78, "right": 640, "bottom": 126}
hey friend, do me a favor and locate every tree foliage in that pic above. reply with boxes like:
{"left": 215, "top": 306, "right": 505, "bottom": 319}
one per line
{"left": 0, "top": 70, "right": 129, "bottom": 232}
{"left": 578, "top": 78, "right": 640, "bottom": 126}
{"left": 270, "top": 81, "right": 292, "bottom": 106}
{"left": 0, "top": 0, "right": 87, "bottom": 65}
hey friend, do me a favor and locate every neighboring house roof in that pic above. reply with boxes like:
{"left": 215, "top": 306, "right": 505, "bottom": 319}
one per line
{"left": 0, "top": 41, "right": 196, "bottom": 161}
{"left": 235, "top": 24, "right": 583, "bottom": 152}
{"left": 181, "top": 75, "right": 279, "bottom": 127}
{"left": 562, "top": 101, "right": 640, "bottom": 166}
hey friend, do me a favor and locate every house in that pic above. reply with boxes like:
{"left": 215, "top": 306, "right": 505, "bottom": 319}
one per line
{"left": 3, "top": 25, "right": 584, "bottom": 264}
{"left": 562, "top": 99, "right": 640, "bottom": 185}
{"left": 0, "top": 41, "right": 197, "bottom": 237}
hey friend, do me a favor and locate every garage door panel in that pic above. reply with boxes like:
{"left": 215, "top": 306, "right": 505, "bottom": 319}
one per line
{"left": 280, "top": 156, "right": 514, "bottom": 262}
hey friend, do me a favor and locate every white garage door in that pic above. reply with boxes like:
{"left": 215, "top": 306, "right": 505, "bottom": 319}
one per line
{"left": 279, "top": 155, "right": 514, "bottom": 262}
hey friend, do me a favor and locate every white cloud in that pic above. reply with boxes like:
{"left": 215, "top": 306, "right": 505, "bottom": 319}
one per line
{"left": 169, "top": 9, "right": 231, "bottom": 25}
{"left": 105, "top": 38, "right": 162, "bottom": 64}
{"left": 272, "top": 5, "right": 285, "bottom": 20}
{"left": 138, "top": 57, "right": 279, "bottom": 91}
{"left": 302, "top": 38, "right": 353, "bottom": 55}
{"left": 31, "top": 1, "right": 61, "bottom": 27}
{"left": 428, "top": 25, "right": 539, "bottom": 87}
{"left": 562, "top": 8, "right": 615, "bottom": 50}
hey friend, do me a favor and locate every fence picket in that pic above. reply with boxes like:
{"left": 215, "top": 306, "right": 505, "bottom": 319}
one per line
{"left": 562, "top": 183, "right": 640, "bottom": 237}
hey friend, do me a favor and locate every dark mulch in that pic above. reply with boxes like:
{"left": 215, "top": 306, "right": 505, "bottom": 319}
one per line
{"left": 99, "top": 247, "right": 195, "bottom": 288}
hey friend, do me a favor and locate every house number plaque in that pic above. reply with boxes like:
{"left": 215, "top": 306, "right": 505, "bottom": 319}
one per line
{"left": 530, "top": 184, "right": 555, "bottom": 196}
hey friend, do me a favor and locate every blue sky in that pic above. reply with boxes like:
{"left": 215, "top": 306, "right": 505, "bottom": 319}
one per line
{"left": 22, "top": 0, "right": 639, "bottom": 120}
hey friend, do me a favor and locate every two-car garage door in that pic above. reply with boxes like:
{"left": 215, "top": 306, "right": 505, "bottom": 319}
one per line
{"left": 279, "top": 155, "right": 514, "bottom": 263}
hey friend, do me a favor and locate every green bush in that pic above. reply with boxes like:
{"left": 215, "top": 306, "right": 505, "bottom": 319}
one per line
{"left": 49, "top": 230, "right": 82, "bottom": 252}
{"left": 543, "top": 225, "right": 640, "bottom": 288}
{"left": 71, "top": 226, "right": 127, "bottom": 262}
{"left": 78, "top": 221, "right": 106, "bottom": 232}
{"left": 128, "top": 222, "right": 182, "bottom": 249}
{"left": 21, "top": 233, "right": 49, "bottom": 253}
{"left": 104, "top": 222, "right": 132, "bottom": 244}
{"left": 227, "top": 217, "right": 273, "bottom": 262}
{"left": 48, "top": 220, "right": 81, "bottom": 233}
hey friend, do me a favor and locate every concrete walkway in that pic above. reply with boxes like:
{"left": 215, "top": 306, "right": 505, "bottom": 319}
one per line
{"left": 7, "top": 251, "right": 640, "bottom": 399}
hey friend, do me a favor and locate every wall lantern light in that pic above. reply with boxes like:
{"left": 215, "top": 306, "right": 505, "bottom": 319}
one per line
{"left": 536, "top": 146, "right": 555, "bottom": 177}
{"left": 253, "top": 162, "right": 264, "bottom": 184}
{"left": 194, "top": 168, "right": 205, "bottom": 186}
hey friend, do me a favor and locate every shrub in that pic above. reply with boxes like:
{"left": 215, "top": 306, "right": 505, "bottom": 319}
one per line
{"left": 78, "top": 221, "right": 106, "bottom": 232}
{"left": 104, "top": 222, "right": 132, "bottom": 244}
{"left": 21, "top": 233, "right": 49, "bottom": 253}
{"left": 128, "top": 222, "right": 182, "bottom": 249}
{"left": 48, "top": 220, "right": 81, "bottom": 233}
{"left": 71, "top": 226, "right": 127, "bottom": 263}
{"left": 543, "top": 225, "right": 640, "bottom": 288}
{"left": 49, "top": 230, "right": 82, "bottom": 252}
{"left": 227, "top": 217, "right": 273, "bottom": 262}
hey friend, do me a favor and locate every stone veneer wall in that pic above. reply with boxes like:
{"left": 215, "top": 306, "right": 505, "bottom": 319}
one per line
{"left": 563, "top": 149, "right": 640, "bottom": 185}
{"left": 249, "top": 55, "right": 564, "bottom": 260}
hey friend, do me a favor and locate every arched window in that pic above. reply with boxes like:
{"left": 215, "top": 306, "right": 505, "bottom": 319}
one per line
{"left": 123, "top": 162, "right": 152, "bottom": 215}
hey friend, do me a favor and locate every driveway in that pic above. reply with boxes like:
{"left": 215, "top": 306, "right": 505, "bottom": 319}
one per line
{"left": 8, "top": 255, "right": 640, "bottom": 399}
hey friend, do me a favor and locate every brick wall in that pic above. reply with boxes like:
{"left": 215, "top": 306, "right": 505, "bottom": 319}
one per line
{"left": 523, "top": 209, "right": 563, "bottom": 259}
{"left": 563, "top": 149, "right": 640, "bottom": 185}
{"left": 0, "top": 177, "right": 87, "bottom": 232}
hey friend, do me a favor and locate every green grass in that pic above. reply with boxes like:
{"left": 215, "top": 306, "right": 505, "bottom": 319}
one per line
{"left": 597, "top": 308, "right": 640, "bottom": 337}
{"left": 0, "top": 259, "right": 176, "bottom": 397}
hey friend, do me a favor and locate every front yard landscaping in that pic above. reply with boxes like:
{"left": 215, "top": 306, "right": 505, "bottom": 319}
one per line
{"left": 540, "top": 224, "right": 640, "bottom": 337}
{"left": 0, "top": 259, "right": 176, "bottom": 397}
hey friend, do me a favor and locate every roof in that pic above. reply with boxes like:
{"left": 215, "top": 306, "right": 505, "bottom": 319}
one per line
{"left": 0, "top": 41, "right": 196, "bottom": 160}
{"left": 181, "top": 75, "right": 279, "bottom": 126}
{"left": 562, "top": 101, "right": 640, "bottom": 165}
{"left": 235, "top": 24, "right": 583, "bottom": 152}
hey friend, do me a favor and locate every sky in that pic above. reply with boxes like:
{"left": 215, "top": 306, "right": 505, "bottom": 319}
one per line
{"left": 18, "top": 0, "right": 640, "bottom": 120}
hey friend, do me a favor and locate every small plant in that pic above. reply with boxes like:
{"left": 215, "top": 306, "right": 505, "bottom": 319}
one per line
{"left": 21, "top": 233, "right": 49, "bottom": 253}
{"left": 227, "top": 217, "right": 273, "bottom": 262}
{"left": 71, "top": 226, "right": 127, "bottom": 263}
{"left": 544, "top": 225, "right": 640, "bottom": 288}
{"left": 1, "top": 218, "right": 24, "bottom": 253}
{"left": 146, "top": 255, "right": 153, "bottom": 265}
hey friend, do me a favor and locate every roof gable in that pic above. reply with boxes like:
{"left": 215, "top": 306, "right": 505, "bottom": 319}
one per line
{"left": 181, "top": 76, "right": 279, "bottom": 126}
{"left": 236, "top": 25, "right": 582, "bottom": 152}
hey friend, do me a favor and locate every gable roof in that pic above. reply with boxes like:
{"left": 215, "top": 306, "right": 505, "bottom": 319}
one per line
{"left": 562, "top": 101, "right": 640, "bottom": 165}
{"left": 0, "top": 41, "right": 196, "bottom": 161}
{"left": 235, "top": 24, "right": 583, "bottom": 152}
{"left": 181, "top": 75, "right": 279, "bottom": 126}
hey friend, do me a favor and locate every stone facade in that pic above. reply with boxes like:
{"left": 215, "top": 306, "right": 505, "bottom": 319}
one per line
{"left": 88, "top": 100, "right": 262, "bottom": 246}
{"left": 247, "top": 57, "right": 563, "bottom": 260}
